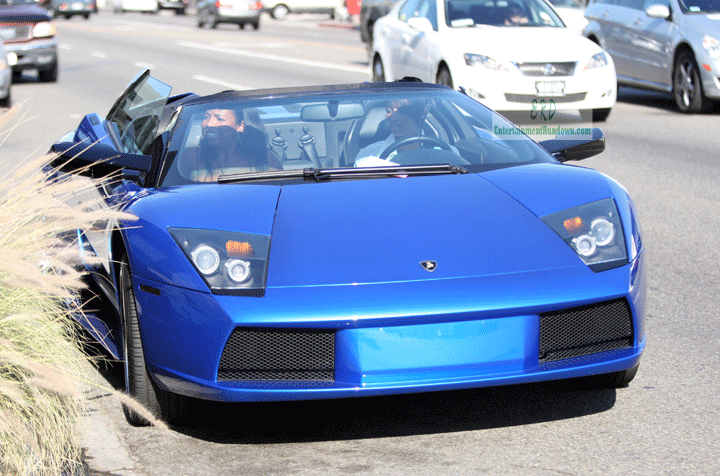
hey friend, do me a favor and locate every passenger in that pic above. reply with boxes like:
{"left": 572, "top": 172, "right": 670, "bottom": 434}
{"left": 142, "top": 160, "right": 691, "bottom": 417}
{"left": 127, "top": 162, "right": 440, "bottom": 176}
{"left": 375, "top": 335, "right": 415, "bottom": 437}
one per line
{"left": 180, "top": 107, "right": 282, "bottom": 182}
{"left": 354, "top": 98, "right": 459, "bottom": 167}
{"left": 505, "top": 3, "right": 529, "bottom": 25}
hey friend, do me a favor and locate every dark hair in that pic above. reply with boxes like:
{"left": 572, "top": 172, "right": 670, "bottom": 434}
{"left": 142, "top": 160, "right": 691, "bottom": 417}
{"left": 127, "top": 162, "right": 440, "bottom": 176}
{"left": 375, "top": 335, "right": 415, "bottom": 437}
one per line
{"left": 239, "top": 125, "right": 270, "bottom": 170}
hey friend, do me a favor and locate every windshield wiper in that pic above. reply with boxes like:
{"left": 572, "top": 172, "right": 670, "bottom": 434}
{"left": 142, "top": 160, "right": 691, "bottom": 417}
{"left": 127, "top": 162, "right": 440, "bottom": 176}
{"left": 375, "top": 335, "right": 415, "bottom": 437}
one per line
{"left": 218, "top": 164, "right": 468, "bottom": 184}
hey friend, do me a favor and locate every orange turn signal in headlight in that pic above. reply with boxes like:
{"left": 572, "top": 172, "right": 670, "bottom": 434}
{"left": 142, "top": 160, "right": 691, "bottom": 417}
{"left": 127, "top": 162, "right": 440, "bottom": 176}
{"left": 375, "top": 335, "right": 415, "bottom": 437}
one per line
{"left": 563, "top": 217, "right": 585, "bottom": 235}
{"left": 226, "top": 241, "right": 255, "bottom": 258}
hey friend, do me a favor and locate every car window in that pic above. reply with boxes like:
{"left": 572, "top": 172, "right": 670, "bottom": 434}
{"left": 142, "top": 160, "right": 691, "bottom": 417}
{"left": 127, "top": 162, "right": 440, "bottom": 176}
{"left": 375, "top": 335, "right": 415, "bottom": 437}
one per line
{"left": 445, "top": 0, "right": 565, "bottom": 27}
{"left": 399, "top": 0, "right": 424, "bottom": 19}
{"left": 615, "top": 0, "right": 644, "bottom": 8}
{"left": 158, "top": 90, "right": 558, "bottom": 187}
{"left": 678, "top": 0, "right": 720, "bottom": 12}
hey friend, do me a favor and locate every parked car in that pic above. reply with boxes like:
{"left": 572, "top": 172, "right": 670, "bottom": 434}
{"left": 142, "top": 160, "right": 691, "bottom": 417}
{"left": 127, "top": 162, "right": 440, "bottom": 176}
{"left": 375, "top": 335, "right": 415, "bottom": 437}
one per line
{"left": 112, "top": 0, "right": 159, "bottom": 12}
{"left": 264, "top": 0, "right": 346, "bottom": 20}
{"left": 0, "top": 41, "right": 11, "bottom": 107}
{"left": 196, "top": 0, "right": 263, "bottom": 29}
{"left": 48, "top": 70, "right": 645, "bottom": 426}
{"left": 547, "top": 0, "right": 587, "bottom": 32}
{"left": 158, "top": 0, "right": 188, "bottom": 13}
{"left": 0, "top": 0, "right": 58, "bottom": 82}
{"left": 584, "top": 0, "right": 720, "bottom": 113}
{"left": 49, "top": 0, "right": 95, "bottom": 19}
{"left": 371, "top": 0, "right": 617, "bottom": 121}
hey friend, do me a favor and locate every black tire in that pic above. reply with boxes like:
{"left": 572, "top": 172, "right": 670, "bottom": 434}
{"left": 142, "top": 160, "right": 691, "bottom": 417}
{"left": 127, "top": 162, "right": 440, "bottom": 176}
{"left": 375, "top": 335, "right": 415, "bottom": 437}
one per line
{"left": 120, "top": 254, "right": 190, "bottom": 426}
{"left": 673, "top": 50, "right": 710, "bottom": 113}
{"left": 593, "top": 107, "right": 611, "bottom": 122}
{"left": 119, "top": 254, "right": 161, "bottom": 427}
{"left": 436, "top": 66, "right": 453, "bottom": 89}
{"left": 209, "top": 13, "right": 218, "bottom": 28}
{"left": 372, "top": 56, "right": 385, "bottom": 82}
{"left": 271, "top": 4, "right": 289, "bottom": 19}
{"left": 38, "top": 63, "right": 58, "bottom": 83}
{"left": 239, "top": 22, "right": 245, "bottom": 29}
{"left": 250, "top": 19, "right": 259, "bottom": 30}
{"left": 197, "top": 11, "right": 206, "bottom": 27}
{"left": 0, "top": 89, "right": 10, "bottom": 109}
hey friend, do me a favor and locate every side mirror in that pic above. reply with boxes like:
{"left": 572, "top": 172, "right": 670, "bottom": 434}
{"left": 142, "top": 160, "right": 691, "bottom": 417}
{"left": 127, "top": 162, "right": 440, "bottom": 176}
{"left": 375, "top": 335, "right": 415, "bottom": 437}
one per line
{"left": 407, "top": 17, "right": 434, "bottom": 34}
{"left": 50, "top": 141, "right": 152, "bottom": 180}
{"left": 538, "top": 128, "right": 605, "bottom": 162}
{"left": 646, "top": 4, "right": 670, "bottom": 19}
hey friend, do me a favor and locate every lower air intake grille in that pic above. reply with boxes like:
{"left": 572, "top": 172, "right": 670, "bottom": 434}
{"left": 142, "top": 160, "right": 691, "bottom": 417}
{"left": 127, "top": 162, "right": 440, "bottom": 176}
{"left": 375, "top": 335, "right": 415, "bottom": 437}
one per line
{"left": 539, "top": 298, "right": 633, "bottom": 363}
{"left": 218, "top": 328, "right": 335, "bottom": 381}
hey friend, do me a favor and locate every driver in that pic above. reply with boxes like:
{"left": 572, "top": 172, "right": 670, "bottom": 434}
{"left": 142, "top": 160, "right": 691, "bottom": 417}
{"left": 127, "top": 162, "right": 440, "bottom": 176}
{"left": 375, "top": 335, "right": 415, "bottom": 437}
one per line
{"left": 180, "top": 107, "right": 282, "bottom": 182}
{"left": 354, "top": 98, "right": 459, "bottom": 167}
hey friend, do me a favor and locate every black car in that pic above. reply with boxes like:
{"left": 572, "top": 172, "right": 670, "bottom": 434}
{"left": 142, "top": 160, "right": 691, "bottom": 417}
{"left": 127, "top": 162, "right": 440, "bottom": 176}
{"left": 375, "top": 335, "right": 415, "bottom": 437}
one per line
{"left": 0, "top": 0, "right": 58, "bottom": 82}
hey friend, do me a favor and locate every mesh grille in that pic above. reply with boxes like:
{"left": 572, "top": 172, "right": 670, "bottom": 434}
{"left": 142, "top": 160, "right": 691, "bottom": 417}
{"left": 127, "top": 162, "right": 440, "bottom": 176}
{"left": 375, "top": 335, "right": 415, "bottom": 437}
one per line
{"left": 539, "top": 298, "right": 634, "bottom": 363}
{"left": 514, "top": 61, "right": 577, "bottom": 77}
{"left": 218, "top": 328, "right": 335, "bottom": 381}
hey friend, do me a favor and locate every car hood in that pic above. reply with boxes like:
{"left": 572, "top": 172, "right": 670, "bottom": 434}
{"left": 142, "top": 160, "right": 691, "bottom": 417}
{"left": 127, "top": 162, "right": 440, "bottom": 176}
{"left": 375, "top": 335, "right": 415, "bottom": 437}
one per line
{"left": 679, "top": 13, "right": 720, "bottom": 37}
{"left": 0, "top": 5, "right": 51, "bottom": 21}
{"left": 447, "top": 26, "right": 601, "bottom": 61}
{"left": 125, "top": 164, "right": 616, "bottom": 290}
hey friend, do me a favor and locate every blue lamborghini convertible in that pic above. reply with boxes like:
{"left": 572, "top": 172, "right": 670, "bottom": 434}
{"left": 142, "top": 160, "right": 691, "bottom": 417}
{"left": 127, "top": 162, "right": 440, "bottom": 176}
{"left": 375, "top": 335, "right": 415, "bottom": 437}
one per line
{"left": 50, "top": 70, "right": 646, "bottom": 426}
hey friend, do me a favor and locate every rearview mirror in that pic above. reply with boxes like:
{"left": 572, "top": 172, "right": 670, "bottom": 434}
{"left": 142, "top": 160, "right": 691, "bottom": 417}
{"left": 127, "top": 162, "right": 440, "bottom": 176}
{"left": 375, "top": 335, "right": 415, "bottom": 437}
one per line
{"left": 538, "top": 128, "right": 605, "bottom": 162}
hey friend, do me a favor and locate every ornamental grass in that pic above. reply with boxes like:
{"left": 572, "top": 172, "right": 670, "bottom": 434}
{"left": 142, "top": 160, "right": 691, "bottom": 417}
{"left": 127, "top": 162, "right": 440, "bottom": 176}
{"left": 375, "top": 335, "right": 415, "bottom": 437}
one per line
{"left": 0, "top": 106, "right": 153, "bottom": 475}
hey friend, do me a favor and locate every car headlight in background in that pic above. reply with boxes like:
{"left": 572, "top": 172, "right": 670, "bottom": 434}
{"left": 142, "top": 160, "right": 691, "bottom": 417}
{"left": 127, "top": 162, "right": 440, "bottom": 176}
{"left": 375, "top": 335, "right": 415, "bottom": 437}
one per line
{"left": 541, "top": 198, "right": 627, "bottom": 272}
{"left": 583, "top": 51, "right": 609, "bottom": 70}
{"left": 464, "top": 54, "right": 508, "bottom": 71}
{"left": 703, "top": 35, "right": 720, "bottom": 60}
{"left": 32, "top": 22, "right": 57, "bottom": 39}
{"left": 170, "top": 228, "right": 270, "bottom": 296}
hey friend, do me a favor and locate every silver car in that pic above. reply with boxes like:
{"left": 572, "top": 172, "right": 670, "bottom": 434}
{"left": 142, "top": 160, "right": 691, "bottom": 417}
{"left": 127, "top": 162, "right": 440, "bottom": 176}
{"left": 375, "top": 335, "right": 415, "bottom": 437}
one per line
{"left": 583, "top": 0, "right": 720, "bottom": 113}
{"left": 0, "top": 41, "right": 10, "bottom": 108}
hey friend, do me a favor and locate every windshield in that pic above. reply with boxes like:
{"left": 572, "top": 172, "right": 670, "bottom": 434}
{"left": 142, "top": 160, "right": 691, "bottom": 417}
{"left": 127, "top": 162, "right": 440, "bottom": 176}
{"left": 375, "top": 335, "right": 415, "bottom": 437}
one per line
{"left": 678, "top": 0, "right": 720, "bottom": 13}
{"left": 446, "top": 0, "right": 565, "bottom": 27}
{"left": 158, "top": 88, "right": 557, "bottom": 187}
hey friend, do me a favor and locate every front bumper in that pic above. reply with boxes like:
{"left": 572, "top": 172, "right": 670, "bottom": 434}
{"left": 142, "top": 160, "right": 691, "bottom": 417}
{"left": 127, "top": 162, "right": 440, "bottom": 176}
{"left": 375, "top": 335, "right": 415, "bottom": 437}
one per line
{"left": 132, "top": 251, "right": 647, "bottom": 402}
{"left": 456, "top": 62, "right": 617, "bottom": 112}
{"left": 5, "top": 39, "right": 57, "bottom": 73}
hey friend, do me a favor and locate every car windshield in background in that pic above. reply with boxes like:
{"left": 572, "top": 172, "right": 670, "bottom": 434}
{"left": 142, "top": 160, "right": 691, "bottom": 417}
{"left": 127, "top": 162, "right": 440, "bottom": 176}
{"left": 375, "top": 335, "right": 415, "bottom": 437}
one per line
{"left": 678, "top": 0, "right": 720, "bottom": 13}
{"left": 159, "top": 89, "right": 556, "bottom": 187}
{"left": 445, "top": 0, "right": 565, "bottom": 28}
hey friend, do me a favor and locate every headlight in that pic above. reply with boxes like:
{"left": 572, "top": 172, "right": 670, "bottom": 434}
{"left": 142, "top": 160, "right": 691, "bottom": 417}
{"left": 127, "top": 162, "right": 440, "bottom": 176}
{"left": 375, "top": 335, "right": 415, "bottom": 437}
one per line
{"left": 703, "top": 35, "right": 720, "bottom": 60}
{"left": 583, "top": 51, "right": 609, "bottom": 70}
{"left": 32, "top": 22, "right": 57, "bottom": 39}
{"left": 541, "top": 198, "right": 627, "bottom": 272}
{"left": 169, "top": 228, "right": 270, "bottom": 296}
{"left": 464, "top": 54, "right": 508, "bottom": 71}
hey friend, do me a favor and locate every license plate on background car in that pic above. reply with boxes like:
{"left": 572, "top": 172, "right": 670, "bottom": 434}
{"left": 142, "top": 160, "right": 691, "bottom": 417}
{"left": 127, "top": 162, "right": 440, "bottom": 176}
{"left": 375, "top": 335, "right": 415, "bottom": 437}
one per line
{"left": 535, "top": 81, "right": 565, "bottom": 97}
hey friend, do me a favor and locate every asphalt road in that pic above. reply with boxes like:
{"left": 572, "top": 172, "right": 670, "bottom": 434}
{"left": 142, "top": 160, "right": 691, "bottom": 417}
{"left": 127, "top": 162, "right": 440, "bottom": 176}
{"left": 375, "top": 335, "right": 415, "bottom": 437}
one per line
{"left": 2, "top": 8, "right": 719, "bottom": 476}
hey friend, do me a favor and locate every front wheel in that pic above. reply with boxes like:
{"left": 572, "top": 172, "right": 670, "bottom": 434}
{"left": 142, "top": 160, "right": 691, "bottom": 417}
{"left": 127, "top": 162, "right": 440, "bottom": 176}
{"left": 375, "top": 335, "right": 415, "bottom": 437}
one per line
{"left": 436, "top": 66, "right": 453, "bottom": 89}
{"left": 271, "top": 4, "right": 289, "bottom": 19}
{"left": 38, "top": 63, "right": 58, "bottom": 83}
{"left": 372, "top": 56, "right": 385, "bottom": 82}
{"left": 120, "top": 254, "right": 185, "bottom": 426}
{"left": 673, "top": 51, "right": 710, "bottom": 113}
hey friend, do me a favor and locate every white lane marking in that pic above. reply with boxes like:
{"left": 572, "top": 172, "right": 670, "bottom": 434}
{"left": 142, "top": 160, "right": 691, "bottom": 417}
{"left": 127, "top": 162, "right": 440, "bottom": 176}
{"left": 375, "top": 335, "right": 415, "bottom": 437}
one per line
{"left": 176, "top": 40, "right": 369, "bottom": 75}
{"left": 134, "top": 61, "right": 154, "bottom": 69}
{"left": 92, "top": 52, "right": 108, "bottom": 59}
{"left": 193, "top": 75, "right": 253, "bottom": 91}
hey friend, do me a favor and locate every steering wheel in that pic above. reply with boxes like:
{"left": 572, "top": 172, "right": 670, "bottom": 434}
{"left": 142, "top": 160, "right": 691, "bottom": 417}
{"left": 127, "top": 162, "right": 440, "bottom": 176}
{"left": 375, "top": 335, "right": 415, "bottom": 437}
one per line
{"left": 379, "top": 136, "right": 451, "bottom": 160}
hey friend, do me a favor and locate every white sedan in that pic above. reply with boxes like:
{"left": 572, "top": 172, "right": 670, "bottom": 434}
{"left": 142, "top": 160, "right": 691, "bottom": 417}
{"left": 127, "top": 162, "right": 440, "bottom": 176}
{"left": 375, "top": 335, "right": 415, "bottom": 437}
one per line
{"left": 371, "top": 0, "right": 616, "bottom": 121}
